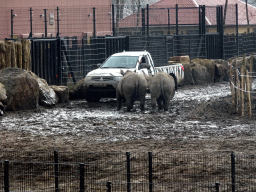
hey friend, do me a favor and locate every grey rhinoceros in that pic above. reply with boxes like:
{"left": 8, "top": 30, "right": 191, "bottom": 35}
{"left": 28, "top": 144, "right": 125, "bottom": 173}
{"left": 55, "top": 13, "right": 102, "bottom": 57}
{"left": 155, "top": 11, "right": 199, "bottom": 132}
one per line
{"left": 116, "top": 70, "right": 147, "bottom": 112}
{"left": 149, "top": 72, "right": 175, "bottom": 112}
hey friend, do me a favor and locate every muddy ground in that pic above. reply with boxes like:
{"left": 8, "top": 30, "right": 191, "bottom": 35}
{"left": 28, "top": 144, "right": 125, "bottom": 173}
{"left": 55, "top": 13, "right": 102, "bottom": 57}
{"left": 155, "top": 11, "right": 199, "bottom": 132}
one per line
{"left": 1, "top": 80, "right": 256, "bottom": 156}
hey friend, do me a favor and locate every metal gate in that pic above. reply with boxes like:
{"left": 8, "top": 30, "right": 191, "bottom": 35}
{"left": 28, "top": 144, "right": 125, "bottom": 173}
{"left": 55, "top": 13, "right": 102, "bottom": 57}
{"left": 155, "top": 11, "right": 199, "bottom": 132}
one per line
{"left": 30, "top": 34, "right": 221, "bottom": 86}
{"left": 30, "top": 39, "right": 60, "bottom": 85}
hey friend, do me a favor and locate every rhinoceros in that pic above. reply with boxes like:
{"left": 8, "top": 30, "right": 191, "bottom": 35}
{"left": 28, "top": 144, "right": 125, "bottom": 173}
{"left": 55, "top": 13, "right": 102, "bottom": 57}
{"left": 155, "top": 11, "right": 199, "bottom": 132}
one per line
{"left": 116, "top": 70, "right": 147, "bottom": 112}
{"left": 149, "top": 72, "right": 175, "bottom": 112}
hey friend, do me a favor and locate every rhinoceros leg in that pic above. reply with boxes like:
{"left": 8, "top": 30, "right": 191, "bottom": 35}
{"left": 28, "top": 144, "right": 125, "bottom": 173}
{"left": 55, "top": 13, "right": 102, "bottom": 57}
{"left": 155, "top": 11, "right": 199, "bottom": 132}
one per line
{"left": 157, "top": 96, "right": 163, "bottom": 110}
{"left": 126, "top": 99, "right": 133, "bottom": 112}
{"left": 117, "top": 94, "right": 122, "bottom": 110}
{"left": 163, "top": 98, "right": 169, "bottom": 111}
{"left": 151, "top": 97, "right": 157, "bottom": 112}
{"left": 139, "top": 96, "right": 145, "bottom": 111}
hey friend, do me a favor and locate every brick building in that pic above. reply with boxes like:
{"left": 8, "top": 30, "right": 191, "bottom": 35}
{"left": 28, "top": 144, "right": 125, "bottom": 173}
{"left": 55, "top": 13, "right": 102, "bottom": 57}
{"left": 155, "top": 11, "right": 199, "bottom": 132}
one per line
{"left": 0, "top": 0, "right": 112, "bottom": 39}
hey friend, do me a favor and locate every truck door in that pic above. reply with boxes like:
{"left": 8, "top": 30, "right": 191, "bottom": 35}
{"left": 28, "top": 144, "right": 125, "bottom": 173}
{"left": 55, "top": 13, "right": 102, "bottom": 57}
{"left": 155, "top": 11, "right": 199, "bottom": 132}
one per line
{"left": 138, "top": 56, "right": 149, "bottom": 75}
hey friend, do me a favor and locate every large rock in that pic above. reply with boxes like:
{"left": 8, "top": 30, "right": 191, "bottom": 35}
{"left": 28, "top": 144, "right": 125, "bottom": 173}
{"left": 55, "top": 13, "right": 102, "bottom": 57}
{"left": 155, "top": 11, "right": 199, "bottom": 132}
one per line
{"left": 191, "top": 64, "right": 209, "bottom": 85}
{"left": 0, "top": 83, "right": 7, "bottom": 101}
{"left": 0, "top": 83, "right": 6, "bottom": 115}
{"left": 50, "top": 85, "right": 69, "bottom": 103}
{"left": 181, "top": 63, "right": 194, "bottom": 85}
{"left": 0, "top": 102, "right": 4, "bottom": 116}
{"left": 69, "top": 78, "right": 88, "bottom": 99}
{"left": 29, "top": 72, "right": 59, "bottom": 106}
{"left": 0, "top": 41, "right": 6, "bottom": 53}
{"left": 0, "top": 67, "right": 40, "bottom": 111}
{"left": 191, "top": 58, "right": 215, "bottom": 83}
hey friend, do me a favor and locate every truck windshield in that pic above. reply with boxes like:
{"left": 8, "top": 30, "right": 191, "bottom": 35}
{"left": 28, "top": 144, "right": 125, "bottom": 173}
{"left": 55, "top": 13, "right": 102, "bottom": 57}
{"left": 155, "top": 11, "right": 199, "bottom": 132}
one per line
{"left": 101, "top": 56, "right": 139, "bottom": 68}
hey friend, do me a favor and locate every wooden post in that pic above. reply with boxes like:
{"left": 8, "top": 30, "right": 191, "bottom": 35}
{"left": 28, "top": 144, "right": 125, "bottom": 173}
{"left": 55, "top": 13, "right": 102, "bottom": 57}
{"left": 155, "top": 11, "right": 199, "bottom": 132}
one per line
{"left": 10, "top": 41, "right": 17, "bottom": 68}
{"left": 21, "top": 39, "right": 31, "bottom": 71}
{"left": 246, "top": 70, "right": 252, "bottom": 117}
{"left": 229, "top": 62, "right": 235, "bottom": 106}
{"left": 234, "top": 59, "right": 239, "bottom": 112}
{"left": 15, "top": 41, "right": 22, "bottom": 69}
{"left": 0, "top": 40, "right": 6, "bottom": 70}
{"left": 249, "top": 56, "right": 253, "bottom": 91}
{"left": 240, "top": 65, "right": 244, "bottom": 116}
{"left": 5, "top": 41, "right": 12, "bottom": 68}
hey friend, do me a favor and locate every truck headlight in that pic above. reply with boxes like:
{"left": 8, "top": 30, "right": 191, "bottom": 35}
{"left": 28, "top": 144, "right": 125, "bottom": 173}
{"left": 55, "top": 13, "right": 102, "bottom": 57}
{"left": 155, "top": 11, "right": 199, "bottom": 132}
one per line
{"left": 115, "top": 76, "right": 123, "bottom": 81}
{"left": 84, "top": 76, "right": 92, "bottom": 81}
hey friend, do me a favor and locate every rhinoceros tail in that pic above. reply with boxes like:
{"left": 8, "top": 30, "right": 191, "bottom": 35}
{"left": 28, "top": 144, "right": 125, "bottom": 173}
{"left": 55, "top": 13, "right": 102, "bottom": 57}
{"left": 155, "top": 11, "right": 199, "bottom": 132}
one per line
{"left": 135, "top": 77, "right": 139, "bottom": 97}
{"left": 160, "top": 78, "right": 167, "bottom": 100}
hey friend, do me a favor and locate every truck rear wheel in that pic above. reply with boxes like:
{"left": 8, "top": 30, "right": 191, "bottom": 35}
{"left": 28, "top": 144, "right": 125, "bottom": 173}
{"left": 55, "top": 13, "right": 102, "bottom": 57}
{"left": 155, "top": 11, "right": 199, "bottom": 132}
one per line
{"left": 85, "top": 94, "right": 101, "bottom": 102}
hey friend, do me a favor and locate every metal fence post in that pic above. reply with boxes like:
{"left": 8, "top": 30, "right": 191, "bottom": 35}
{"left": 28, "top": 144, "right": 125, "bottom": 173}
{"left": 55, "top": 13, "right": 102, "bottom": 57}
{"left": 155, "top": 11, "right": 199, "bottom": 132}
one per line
{"left": 112, "top": 4, "right": 115, "bottom": 36}
{"left": 11, "top": 10, "right": 14, "bottom": 39}
{"left": 176, "top": 4, "right": 179, "bottom": 35}
{"left": 44, "top": 9, "right": 48, "bottom": 38}
{"left": 147, "top": 4, "right": 149, "bottom": 37}
{"left": 126, "top": 152, "right": 131, "bottom": 192}
{"left": 56, "top": 7, "right": 60, "bottom": 37}
{"left": 106, "top": 181, "right": 111, "bottom": 192}
{"left": 93, "top": 7, "right": 96, "bottom": 37}
{"left": 56, "top": 37, "right": 62, "bottom": 85}
{"left": 79, "top": 163, "right": 85, "bottom": 192}
{"left": 29, "top": 7, "right": 33, "bottom": 38}
{"left": 215, "top": 182, "right": 220, "bottom": 192}
{"left": 125, "top": 36, "right": 130, "bottom": 51}
{"left": 236, "top": 4, "right": 239, "bottom": 57}
{"left": 202, "top": 5, "right": 206, "bottom": 34}
{"left": 142, "top": 8, "right": 145, "bottom": 36}
{"left": 82, "top": 38, "right": 85, "bottom": 77}
{"left": 199, "top": 5, "right": 202, "bottom": 34}
{"left": 148, "top": 152, "right": 153, "bottom": 192}
{"left": 217, "top": 5, "right": 223, "bottom": 59}
{"left": 168, "top": 8, "right": 170, "bottom": 35}
{"left": 54, "top": 150, "right": 59, "bottom": 192}
{"left": 4, "top": 160, "right": 9, "bottom": 192}
{"left": 231, "top": 152, "right": 235, "bottom": 192}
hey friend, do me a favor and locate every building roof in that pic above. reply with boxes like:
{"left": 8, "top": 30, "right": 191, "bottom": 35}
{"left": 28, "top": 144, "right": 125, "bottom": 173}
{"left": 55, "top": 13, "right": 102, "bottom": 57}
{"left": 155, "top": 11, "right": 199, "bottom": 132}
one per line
{"left": 196, "top": 0, "right": 256, "bottom": 25}
{"left": 118, "top": 0, "right": 256, "bottom": 27}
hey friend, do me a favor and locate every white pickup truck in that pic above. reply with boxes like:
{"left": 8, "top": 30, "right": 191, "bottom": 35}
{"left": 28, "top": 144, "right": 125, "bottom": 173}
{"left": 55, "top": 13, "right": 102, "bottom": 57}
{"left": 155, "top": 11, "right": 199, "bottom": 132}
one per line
{"left": 83, "top": 51, "right": 184, "bottom": 102}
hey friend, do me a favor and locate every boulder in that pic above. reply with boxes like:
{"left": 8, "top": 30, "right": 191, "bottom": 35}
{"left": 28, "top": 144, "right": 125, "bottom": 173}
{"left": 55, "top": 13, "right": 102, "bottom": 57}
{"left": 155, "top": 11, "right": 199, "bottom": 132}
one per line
{"left": 191, "top": 64, "right": 209, "bottom": 85}
{"left": 181, "top": 63, "right": 194, "bottom": 85}
{"left": 191, "top": 58, "right": 215, "bottom": 83}
{"left": 214, "top": 64, "right": 226, "bottom": 82}
{"left": 0, "top": 81, "right": 5, "bottom": 115}
{"left": 0, "top": 67, "right": 39, "bottom": 111}
{"left": 50, "top": 85, "right": 69, "bottom": 103}
{"left": 0, "top": 40, "right": 6, "bottom": 53}
{"left": 69, "top": 78, "right": 88, "bottom": 99}
{"left": 0, "top": 102, "right": 4, "bottom": 116}
{"left": 29, "top": 72, "right": 59, "bottom": 106}
{"left": 0, "top": 83, "right": 7, "bottom": 101}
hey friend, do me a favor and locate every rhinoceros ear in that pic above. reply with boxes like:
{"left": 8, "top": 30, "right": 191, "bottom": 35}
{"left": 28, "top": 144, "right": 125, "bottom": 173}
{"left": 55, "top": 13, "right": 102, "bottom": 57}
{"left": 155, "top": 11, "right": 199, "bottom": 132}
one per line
{"left": 120, "top": 69, "right": 125, "bottom": 76}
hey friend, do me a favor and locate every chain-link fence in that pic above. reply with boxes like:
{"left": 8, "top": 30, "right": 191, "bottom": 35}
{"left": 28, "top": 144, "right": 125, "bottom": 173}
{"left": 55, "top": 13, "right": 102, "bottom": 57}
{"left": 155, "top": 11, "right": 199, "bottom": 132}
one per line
{"left": 1, "top": 151, "right": 256, "bottom": 191}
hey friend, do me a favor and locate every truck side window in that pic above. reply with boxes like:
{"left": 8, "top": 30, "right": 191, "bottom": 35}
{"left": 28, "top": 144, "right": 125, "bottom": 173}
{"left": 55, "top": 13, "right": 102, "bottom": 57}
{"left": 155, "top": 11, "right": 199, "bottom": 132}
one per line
{"left": 138, "top": 57, "right": 147, "bottom": 70}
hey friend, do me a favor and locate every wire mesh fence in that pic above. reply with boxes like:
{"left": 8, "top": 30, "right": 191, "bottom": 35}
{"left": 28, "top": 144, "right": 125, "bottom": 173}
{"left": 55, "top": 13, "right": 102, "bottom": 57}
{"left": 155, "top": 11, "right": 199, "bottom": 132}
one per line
{"left": 0, "top": 3, "right": 239, "bottom": 40}
{"left": 27, "top": 31, "right": 256, "bottom": 87}
{"left": 1, "top": 151, "right": 256, "bottom": 191}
